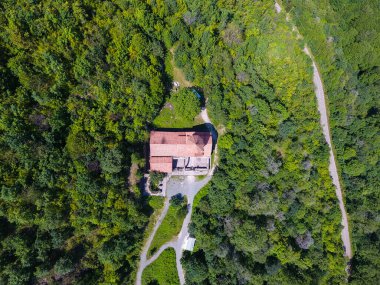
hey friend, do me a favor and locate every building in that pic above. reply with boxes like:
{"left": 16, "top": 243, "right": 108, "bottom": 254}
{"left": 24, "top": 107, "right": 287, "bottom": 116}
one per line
{"left": 150, "top": 131, "right": 212, "bottom": 175}
{"left": 182, "top": 235, "right": 196, "bottom": 251}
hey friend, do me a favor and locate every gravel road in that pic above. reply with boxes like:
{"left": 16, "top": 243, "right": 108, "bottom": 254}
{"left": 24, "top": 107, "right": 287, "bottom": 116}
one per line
{"left": 274, "top": 0, "right": 352, "bottom": 260}
{"left": 303, "top": 46, "right": 352, "bottom": 259}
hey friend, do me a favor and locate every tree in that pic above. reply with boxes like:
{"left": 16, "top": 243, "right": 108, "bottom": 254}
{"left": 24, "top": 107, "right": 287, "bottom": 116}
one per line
{"left": 99, "top": 148, "right": 123, "bottom": 174}
{"left": 54, "top": 257, "right": 74, "bottom": 276}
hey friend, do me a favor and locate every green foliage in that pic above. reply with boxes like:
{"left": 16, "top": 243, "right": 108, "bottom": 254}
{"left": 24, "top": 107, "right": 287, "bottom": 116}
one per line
{"left": 286, "top": 0, "right": 380, "bottom": 281}
{"left": 0, "top": 0, "right": 169, "bottom": 283}
{"left": 148, "top": 196, "right": 165, "bottom": 212}
{"left": 148, "top": 196, "right": 188, "bottom": 257}
{"left": 176, "top": 1, "right": 347, "bottom": 284}
{"left": 98, "top": 147, "right": 123, "bottom": 174}
{"left": 0, "top": 0, "right": 377, "bottom": 283}
{"left": 54, "top": 257, "right": 74, "bottom": 276}
{"left": 182, "top": 251, "right": 208, "bottom": 284}
{"left": 193, "top": 184, "right": 209, "bottom": 210}
{"left": 150, "top": 171, "right": 166, "bottom": 192}
{"left": 153, "top": 88, "right": 200, "bottom": 128}
{"left": 142, "top": 248, "right": 179, "bottom": 285}
{"left": 66, "top": 131, "right": 94, "bottom": 159}
{"left": 343, "top": 160, "right": 366, "bottom": 177}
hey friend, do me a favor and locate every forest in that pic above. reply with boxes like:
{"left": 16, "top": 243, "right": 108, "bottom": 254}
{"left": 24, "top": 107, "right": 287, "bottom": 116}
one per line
{"left": 0, "top": 0, "right": 378, "bottom": 284}
{"left": 0, "top": 0, "right": 170, "bottom": 284}
{"left": 285, "top": 0, "right": 380, "bottom": 282}
{"left": 176, "top": 1, "right": 346, "bottom": 284}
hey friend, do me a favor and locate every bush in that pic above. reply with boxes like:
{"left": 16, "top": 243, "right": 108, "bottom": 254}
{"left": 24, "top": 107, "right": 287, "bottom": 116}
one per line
{"left": 66, "top": 131, "right": 94, "bottom": 159}
{"left": 54, "top": 257, "right": 74, "bottom": 276}
{"left": 170, "top": 193, "right": 184, "bottom": 207}
{"left": 150, "top": 171, "right": 166, "bottom": 192}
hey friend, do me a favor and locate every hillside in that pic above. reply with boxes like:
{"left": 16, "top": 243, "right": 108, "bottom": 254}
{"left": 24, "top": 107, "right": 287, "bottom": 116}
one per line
{"left": 0, "top": 1, "right": 378, "bottom": 284}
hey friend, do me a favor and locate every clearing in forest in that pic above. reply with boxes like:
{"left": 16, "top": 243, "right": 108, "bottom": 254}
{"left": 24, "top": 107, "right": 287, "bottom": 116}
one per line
{"left": 153, "top": 88, "right": 201, "bottom": 128}
{"left": 170, "top": 46, "right": 193, "bottom": 88}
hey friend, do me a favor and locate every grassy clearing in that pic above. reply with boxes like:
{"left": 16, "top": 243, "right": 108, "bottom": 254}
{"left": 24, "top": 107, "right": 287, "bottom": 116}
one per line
{"left": 170, "top": 46, "right": 193, "bottom": 88}
{"left": 153, "top": 106, "right": 195, "bottom": 128}
{"left": 153, "top": 46, "right": 199, "bottom": 128}
{"left": 153, "top": 89, "right": 200, "bottom": 128}
{"left": 172, "top": 65, "right": 193, "bottom": 88}
{"left": 148, "top": 196, "right": 188, "bottom": 257}
{"left": 142, "top": 248, "right": 179, "bottom": 285}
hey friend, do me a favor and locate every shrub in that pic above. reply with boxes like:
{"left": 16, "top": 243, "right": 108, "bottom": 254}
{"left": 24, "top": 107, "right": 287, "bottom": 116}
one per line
{"left": 150, "top": 171, "right": 166, "bottom": 192}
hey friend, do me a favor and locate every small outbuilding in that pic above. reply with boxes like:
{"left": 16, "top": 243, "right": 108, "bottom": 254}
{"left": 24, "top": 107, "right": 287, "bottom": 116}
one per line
{"left": 182, "top": 235, "right": 196, "bottom": 252}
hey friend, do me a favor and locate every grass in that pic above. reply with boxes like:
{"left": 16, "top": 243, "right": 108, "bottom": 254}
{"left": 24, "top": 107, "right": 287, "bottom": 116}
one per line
{"left": 211, "top": 152, "right": 215, "bottom": 167}
{"left": 141, "top": 196, "right": 165, "bottom": 245}
{"left": 172, "top": 65, "right": 193, "bottom": 88}
{"left": 153, "top": 106, "right": 196, "bottom": 128}
{"left": 195, "top": 174, "right": 207, "bottom": 181}
{"left": 170, "top": 45, "right": 193, "bottom": 88}
{"left": 148, "top": 197, "right": 188, "bottom": 257}
{"left": 153, "top": 89, "right": 201, "bottom": 129}
{"left": 142, "top": 248, "right": 179, "bottom": 285}
{"left": 149, "top": 196, "right": 165, "bottom": 211}
{"left": 153, "top": 45, "right": 199, "bottom": 129}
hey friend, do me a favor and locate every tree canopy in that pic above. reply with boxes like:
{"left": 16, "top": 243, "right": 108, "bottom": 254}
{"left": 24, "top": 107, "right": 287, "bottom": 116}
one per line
{"left": 0, "top": 0, "right": 378, "bottom": 284}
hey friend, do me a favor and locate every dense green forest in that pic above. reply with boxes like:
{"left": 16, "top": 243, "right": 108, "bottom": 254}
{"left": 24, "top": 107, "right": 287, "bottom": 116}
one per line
{"left": 0, "top": 0, "right": 378, "bottom": 284}
{"left": 176, "top": 1, "right": 346, "bottom": 284}
{"left": 284, "top": 0, "right": 380, "bottom": 282}
{"left": 0, "top": 0, "right": 170, "bottom": 284}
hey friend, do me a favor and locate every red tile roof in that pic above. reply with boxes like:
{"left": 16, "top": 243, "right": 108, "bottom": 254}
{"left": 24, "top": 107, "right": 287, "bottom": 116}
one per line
{"left": 150, "top": 131, "right": 212, "bottom": 157}
{"left": 150, "top": 156, "right": 173, "bottom": 173}
{"left": 150, "top": 156, "right": 173, "bottom": 163}
{"left": 150, "top": 131, "right": 212, "bottom": 173}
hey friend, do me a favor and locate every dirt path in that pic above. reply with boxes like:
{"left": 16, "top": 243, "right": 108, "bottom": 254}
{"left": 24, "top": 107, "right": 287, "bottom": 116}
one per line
{"left": 136, "top": 109, "right": 217, "bottom": 285}
{"left": 274, "top": 1, "right": 352, "bottom": 261}
{"left": 201, "top": 108, "right": 219, "bottom": 173}
{"left": 303, "top": 46, "right": 352, "bottom": 259}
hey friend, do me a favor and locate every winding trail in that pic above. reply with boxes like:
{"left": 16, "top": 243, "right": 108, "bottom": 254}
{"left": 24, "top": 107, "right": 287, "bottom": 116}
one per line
{"left": 136, "top": 109, "right": 217, "bottom": 285}
{"left": 274, "top": 1, "right": 352, "bottom": 261}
